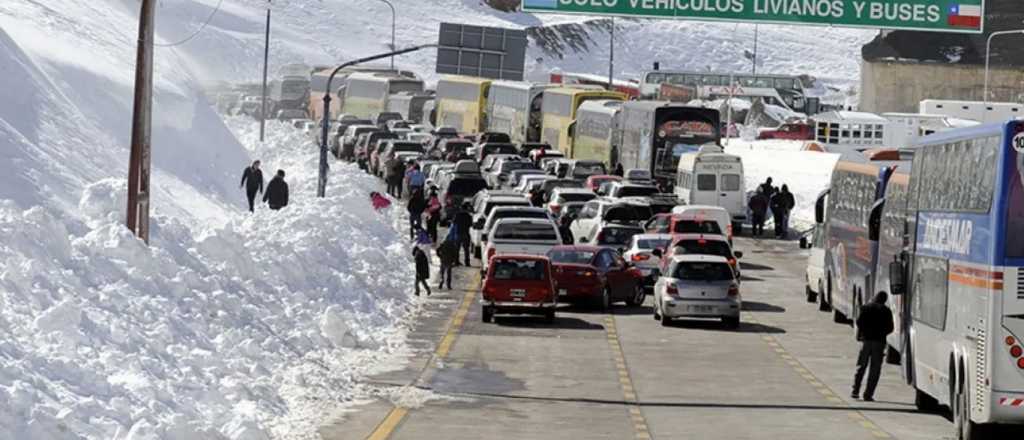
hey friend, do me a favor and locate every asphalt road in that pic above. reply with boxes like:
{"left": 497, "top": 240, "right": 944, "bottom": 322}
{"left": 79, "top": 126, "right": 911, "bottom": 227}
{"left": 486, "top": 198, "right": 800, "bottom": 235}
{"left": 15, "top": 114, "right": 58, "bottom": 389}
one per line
{"left": 320, "top": 236, "right": 959, "bottom": 440}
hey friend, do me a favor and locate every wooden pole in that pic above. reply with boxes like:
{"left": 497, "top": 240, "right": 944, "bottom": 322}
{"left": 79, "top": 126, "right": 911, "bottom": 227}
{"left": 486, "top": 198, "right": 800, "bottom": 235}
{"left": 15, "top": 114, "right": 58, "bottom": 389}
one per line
{"left": 126, "top": 0, "right": 156, "bottom": 244}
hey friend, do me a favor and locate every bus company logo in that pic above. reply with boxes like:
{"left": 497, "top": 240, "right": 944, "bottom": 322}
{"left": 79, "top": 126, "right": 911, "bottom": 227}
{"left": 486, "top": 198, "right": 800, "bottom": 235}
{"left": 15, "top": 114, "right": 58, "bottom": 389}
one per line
{"left": 920, "top": 217, "right": 973, "bottom": 256}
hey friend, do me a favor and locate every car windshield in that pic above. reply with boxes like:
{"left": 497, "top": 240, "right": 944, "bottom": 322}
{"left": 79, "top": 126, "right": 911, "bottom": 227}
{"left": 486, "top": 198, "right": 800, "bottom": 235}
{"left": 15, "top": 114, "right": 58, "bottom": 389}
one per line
{"left": 636, "top": 238, "right": 671, "bottom": 250}
{"left": 392, "top": 143, "right": 423, "bottom": 153}
{"left": 500, "top": 162, "right": 535, "bottom": 173}
{"left": 617, "top": 186, "right": 659, "bottom": 197}
{"left": 556, "top": 192, "right": 596, "bottom": 203}
{"left": 493, "top": 223, "right": 558, "bottom": 241}
{"left": 672, "top": 261, "right": 734, "bottom": 281}
{"left": 491, "top": 259, "right": 547, "bottom": 281}
{"left": 673, "top": 239, "right": 732, "bottom": 258}
{"left": 448, "top": 179, "right": 488, "bottom": 196}
{"left": 672, "top": 220, "right": 722, "bottom": 234}
{"left": 573, "top": 163, "right": 606, "bottom": 177}
{"left": 597, "top": 227, "right": 642, "bottom": 245}
{"left": 547, "top": 249, "right": 596, "bottom": 265}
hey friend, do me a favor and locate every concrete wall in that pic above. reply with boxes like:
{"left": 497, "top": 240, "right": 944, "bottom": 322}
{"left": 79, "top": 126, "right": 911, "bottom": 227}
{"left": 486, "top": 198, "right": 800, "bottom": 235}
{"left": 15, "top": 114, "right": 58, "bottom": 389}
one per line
{"left": 860, "top": 61, "right": 1024, "bottom": 114}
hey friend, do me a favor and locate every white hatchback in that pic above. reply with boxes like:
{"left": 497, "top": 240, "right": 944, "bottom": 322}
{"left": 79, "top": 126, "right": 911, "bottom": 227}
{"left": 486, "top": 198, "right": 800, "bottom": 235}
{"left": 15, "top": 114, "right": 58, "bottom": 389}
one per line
{"left": 653, "top": 255, "right": 741, "bottom": 328}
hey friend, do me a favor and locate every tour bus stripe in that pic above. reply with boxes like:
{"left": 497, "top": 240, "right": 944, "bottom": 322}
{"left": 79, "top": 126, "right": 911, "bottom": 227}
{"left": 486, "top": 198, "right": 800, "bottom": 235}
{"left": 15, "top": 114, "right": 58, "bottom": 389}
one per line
{"left": 950, "top": 265, "right": 1004, "bottom": 280}
{"left": 949, "top": 273, "right": 1004, "bottom": 290}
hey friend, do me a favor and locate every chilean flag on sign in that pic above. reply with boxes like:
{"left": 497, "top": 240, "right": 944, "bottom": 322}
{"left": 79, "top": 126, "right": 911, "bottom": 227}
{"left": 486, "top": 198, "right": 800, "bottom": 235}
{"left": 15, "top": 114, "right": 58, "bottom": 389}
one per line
{"left": 948, "top": 4, "right": 982, "bottom": 28}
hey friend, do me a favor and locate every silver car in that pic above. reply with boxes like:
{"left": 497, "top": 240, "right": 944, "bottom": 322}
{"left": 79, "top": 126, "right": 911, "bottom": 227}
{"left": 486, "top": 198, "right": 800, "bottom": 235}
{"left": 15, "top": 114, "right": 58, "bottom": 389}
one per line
{"left": 622, "top": 233, "right": 673, "bottom": 292}
{"left": 653, "top": 255, "right": 741, "bottom": 329}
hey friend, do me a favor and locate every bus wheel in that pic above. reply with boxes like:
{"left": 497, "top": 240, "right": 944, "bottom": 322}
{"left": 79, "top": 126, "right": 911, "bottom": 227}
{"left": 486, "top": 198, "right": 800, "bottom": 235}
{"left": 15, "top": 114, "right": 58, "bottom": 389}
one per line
{"left": 955, "top": 376, "right": 989, "bottom": 440}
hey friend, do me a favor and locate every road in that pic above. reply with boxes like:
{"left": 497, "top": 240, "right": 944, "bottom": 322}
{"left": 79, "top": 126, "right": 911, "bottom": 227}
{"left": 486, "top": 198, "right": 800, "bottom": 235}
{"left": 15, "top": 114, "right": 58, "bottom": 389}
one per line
{"left": 320, "top": 236, "right": 957, "bottom": 440}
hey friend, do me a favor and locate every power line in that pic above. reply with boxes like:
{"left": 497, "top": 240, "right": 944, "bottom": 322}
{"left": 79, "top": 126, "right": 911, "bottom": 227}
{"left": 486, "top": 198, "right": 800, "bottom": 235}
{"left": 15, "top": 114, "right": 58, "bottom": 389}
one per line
{"left": 154, "top": 0, "right": 225, "bottom": 47}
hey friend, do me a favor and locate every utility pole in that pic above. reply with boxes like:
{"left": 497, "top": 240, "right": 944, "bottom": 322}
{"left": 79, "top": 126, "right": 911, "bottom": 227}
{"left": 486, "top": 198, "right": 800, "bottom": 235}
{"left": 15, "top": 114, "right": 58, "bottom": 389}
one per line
{"left": 752, "top": 24, "right": 758, "bottom": 75}
{"left": 259, "top": 0, "right": 271, "bottom": 141}
{"left": 607, "top": 17, "right": 615, "bottom": 92}
{"left": 126, "top": 0, "right": 156, "bottom": 245}
{"left": 376, "top": 0, "right": 396, "bottom": 69}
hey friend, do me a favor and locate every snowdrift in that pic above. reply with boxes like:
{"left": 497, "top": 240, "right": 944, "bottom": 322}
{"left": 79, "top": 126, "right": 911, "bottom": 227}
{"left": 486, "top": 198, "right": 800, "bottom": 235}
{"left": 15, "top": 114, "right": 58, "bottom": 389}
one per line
{"left": 0, "top": 1, "right": 419, "bottom": 439}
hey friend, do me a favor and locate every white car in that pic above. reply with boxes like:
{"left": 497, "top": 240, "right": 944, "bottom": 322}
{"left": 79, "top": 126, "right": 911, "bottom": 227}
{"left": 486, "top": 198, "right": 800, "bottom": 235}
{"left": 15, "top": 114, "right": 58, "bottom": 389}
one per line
{"left": 470, "top": 195, "right": 531, "bottom": 257}
{"left": 546, "top": 188, "right": 597, "bottom": 218}
{"left": 800, "top": 225, "right": 827, "bottom": 306}
{"left": 571, "top": 200, "right": 649, "bottom": 245}
{"left": 475, "top": 207, "right": 554, "bottom": 256}
{"left": 653, "top": 255, "right": 742, "bottom": 328}
{"left": 606, "top": 182, "right": 661, "bottom": 199}
{"left": 515, "top": 175, "right": 555, "bottom": 195}
{"left": 670, "top": 205, "right": 734, "bottom": 243}
{"left": 482, "top": 218, "right": 562, "bottom": 273}
{"left": 622, "top": 233, "right": 674, "bottom": 291}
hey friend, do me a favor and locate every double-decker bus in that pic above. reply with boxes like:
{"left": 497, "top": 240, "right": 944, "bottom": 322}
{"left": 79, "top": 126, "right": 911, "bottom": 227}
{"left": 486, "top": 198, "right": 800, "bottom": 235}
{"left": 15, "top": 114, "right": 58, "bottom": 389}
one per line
{"left": 540, "top": 87, "right": 625, "bottom": 151}
{"left": 817, "top": 155, "right": 906, "bottom": 326}
{"left": 342, "top": 72, "right": 424, "bottom": 119}
{"left": 617, "top": 101, "right": 720, "bottom": 190}
{"left": 884, "top": 120, "right": 1024, "bottom": 436}
{"left": 569, "top": 100, "right": 623, "bottom": 164}
{"left": 639, "top": 70, "right": 819, "bottom": 114}
{"left": 436, "top": 76, "right": 491, "bottom": 134}
{"left": 486, "top": 81, "right": 557, "bottom": 144}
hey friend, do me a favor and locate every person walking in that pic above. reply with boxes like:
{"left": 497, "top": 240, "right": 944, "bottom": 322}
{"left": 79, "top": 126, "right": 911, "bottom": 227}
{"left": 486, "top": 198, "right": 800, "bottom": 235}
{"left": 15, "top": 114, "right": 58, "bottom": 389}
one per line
{"left": 453, "top": 202, "right": 474, "bottom": 266}
{"left": 759, "top": 177, "right": 776, "bottom": 200}
{"left": 412, "top": 246, "right": 431, "bottom": 297}
{"left": 770, "top": 189, "right": 786, "bottom": 239}
{"left": 384, "top": 157, "right": 398, "bottom": 198}
{"left": 263, "top": 170, "right": 289, "bottom": 210}
{"left": 425, "top": 187, "right": 442, "bottom": 243}
{"left": 612, "top": 163, "right": 624, "bottom": 177}
{"left": 240, "top": 160, "right": 264, "bottom": 213}
{"left": 436, "top": 225, "right": 459, "bottom": 290}
{"left": 852, "top": 291, "right": 895, "bottom": 401}
{"left": 407, "top": 189, "right": 426, "bottom": 240}
{"left": 391, "top": 159, "right": 406, "bottom": 199}
{"left": 779, "top": 184, "right": 796, "bottom": 237}
{"left": 406, "top": 163, "right": 426, "bottom": 196}
{"left": 748, "top": 189, "right": 769, "bottom": 237}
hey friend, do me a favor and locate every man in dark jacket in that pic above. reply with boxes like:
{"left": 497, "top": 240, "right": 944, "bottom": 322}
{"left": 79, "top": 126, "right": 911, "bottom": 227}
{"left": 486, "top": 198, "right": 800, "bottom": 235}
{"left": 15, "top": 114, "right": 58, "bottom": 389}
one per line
{"left": 759, "top": 177, "right": 776, "bottom": 200}
{"left": 383, "top": 157, "right": 398, "bottom": 197}
{"left": 263, "top": 170, "right": 289, "bottom": 210}
{"left": 852, "top": 291, "right": 895, "bottom": 401}
{"left": 436, "top": 226, "right": 460, "bottom": 290}
{"left": 240, "top": 160, "right": 264, "bottom": 213}
{"left": 412, "top": 246, "right": 431, "bottom": 296}
{"left": 748, "top": 189, "right": 769, "bottom": 237}
{"left": 391, "top": 159, "right": 406, "bottom": 199}
{"left": 770, "top": 190, "right": 786, "bottom": 238}
{"left": 453, "top": 202, "right": 474, "bottom": 266}
{"left": 407, "top": 189, "right": 426, "bottom": 240}
{"left": 779, "top": 184, "right": 796, "bottom": 236}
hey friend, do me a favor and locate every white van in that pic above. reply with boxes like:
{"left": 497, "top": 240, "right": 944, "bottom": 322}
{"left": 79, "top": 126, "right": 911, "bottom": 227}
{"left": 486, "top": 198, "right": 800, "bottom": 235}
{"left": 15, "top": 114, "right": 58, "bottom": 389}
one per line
{"left": 674, "top": 145, "right": 746, "bottom": 232}
{"left": 670, "top": 205, "right": 733, "bottom": 244}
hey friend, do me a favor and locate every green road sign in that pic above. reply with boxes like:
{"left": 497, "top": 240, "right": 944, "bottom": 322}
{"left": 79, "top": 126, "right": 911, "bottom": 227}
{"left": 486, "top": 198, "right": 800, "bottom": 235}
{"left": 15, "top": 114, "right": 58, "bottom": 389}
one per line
{"left": 521, "top": 0, "right": 984, "bottom": 34}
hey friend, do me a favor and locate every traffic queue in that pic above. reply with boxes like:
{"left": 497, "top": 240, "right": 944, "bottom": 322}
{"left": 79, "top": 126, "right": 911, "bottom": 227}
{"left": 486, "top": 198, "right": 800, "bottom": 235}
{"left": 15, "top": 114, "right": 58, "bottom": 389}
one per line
{"left": 336, "top": 115, "right": 745, "bottom": 329}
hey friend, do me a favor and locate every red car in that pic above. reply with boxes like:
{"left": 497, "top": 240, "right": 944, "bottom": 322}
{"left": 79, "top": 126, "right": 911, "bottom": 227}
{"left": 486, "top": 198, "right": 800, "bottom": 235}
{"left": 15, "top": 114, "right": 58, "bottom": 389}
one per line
{"left": 757, "top": 122, "right": 814, "bottom": 140}
{"left": 547, "top": 245, "right": 646, "bottom": 310}
{"left": 481, "top": 255, "right": 558, "bottom": 323}
{"left": 584, "top": 175, "right": 622, "bottom": 193}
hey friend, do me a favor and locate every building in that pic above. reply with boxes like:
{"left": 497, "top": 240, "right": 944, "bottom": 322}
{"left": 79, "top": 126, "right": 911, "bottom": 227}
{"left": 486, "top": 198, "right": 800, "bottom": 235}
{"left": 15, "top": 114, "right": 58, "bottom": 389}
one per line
{"left": 859, "top": 0, "right": 1024, "bottom": 114}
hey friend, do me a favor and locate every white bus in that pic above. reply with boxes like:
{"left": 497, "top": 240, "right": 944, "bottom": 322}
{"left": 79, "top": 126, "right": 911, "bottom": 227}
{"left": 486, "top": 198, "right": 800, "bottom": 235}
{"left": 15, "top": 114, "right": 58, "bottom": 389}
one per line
{"left": 674, "top": 144, "right": 746, "bottom": 231}
{"left": 486, "top": 81, "right": 557, "bottom": 144}
{"left": 640, "top": 70, "right": 819, "bottom": 114}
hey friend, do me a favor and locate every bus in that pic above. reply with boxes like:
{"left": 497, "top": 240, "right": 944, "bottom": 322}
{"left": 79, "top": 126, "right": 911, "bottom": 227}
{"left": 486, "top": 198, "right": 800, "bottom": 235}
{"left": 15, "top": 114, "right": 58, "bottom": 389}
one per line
{"left": 818, "top": 155, "right": 905, "bottom": 326}
{"left": 343, "top": 72, "right": 424, "bottom": 119}
{"left": 884, "top": 120, "right": 1024, "bottom": 436}
{"left": 540, "top": 88, "right": 626, "bottom": 151}
{"left": 486, "top": 81, "right": 558, "bottom": 145}
{"left": 569, "top": 100, "right": 623, "bottom": 164}
{"left": 549, "top": 71, "right": 641, "bottom": 99}
{"left": 617, "top": 101, "right": 721, "bottom": 190}
{"left": 675, "top": 145, "right": 746, "bottom": 230}
{"left": 435, "top": 76, "right": 491, "bottom": 134}
{"left": 308, "top": 66, "right": 415, "bottom": 121}
{"left": 387, "top": 91, "right": 434, "bottom": 124}
{"left": 269, "top": 75, "right": 310, "bottom": 114}
{"left": 639, "top": 69, "right": 819, "bottom": 114}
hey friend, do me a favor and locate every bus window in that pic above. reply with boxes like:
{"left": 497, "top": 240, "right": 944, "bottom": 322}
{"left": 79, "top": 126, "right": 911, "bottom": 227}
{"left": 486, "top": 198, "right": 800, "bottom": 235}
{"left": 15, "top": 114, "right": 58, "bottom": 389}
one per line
{"left": 646, "top": 73, "right": 666, "bottom": 84}
{"left": 912, "top": 256, "right": 949, "bottom": 330}
{"left": 697, "top": 174, "right": 717, "bottom": 191}
{"left": 774, "top": 78, "right": 796, "bottom": 89}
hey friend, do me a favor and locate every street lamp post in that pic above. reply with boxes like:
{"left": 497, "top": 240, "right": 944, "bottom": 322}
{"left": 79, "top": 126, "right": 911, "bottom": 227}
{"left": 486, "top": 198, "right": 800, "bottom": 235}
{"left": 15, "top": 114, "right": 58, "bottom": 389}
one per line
{"left": 376, "top": 0, "right": 396, "bottom": 69}
{"left": 983, "top": 29, "right": 1024, "bottom": 123}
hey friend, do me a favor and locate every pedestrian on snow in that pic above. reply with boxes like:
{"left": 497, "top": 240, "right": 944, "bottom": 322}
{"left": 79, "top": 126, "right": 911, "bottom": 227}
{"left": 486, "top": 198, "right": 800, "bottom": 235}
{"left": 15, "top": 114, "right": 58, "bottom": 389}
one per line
{"left": 770, "top": 189, "right": 786, "bottom": 239}
{"left": 263, "top": 170, "right": 289, "bottom": 210}
{"left": 748, "top": 189, "right": 769, "bottom": 237}
{"left": 436, "top": 225, "right": 460, "bottom": 290}
{"left": 612, "top": 163, "right": 624, "bottom": 177}
{"left": 407, "top": 189, "right": 427, "bottom": 240}
{"left": 779, "top": 184, "right": 796, "bottom": 237}
{"left": 406, "top": 163, "right": 426, "bottom": 195}
{"left": 453, "top": 202, "right": 474, "bottom": 266}
{"left": 852, "top": 291, "right": 895, "bottom": 401}
{"left": 759, "top": 177, "right": 776, "bottom": 200}
{"left": 370, "top": 191, "right": 391, "bottom": 211}
{"left": 390, "top": 159, "right": 406, "bottom": 199}
{"left": 425, "top": 187, "right": 442, "bottom": 243}
{"left": 412, "top": 246, "right": 431, "bottom": 297}
{"left": 384, "top": 157, "right": 399, "bottom": 198}
{"left": 240, "top": 160, "right": 264, "bottom": 213}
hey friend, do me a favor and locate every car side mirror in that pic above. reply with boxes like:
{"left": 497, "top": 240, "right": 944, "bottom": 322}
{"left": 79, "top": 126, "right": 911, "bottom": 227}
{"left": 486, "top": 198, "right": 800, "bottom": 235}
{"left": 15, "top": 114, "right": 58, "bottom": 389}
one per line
{"left": 734, "top": 251, "right": 743, "bottom": 259}
{"left": 889, "top": 260, "right": 906, "bottom": 295}
{"left": 799, "top": 237, "right": 809, "bottom": 249}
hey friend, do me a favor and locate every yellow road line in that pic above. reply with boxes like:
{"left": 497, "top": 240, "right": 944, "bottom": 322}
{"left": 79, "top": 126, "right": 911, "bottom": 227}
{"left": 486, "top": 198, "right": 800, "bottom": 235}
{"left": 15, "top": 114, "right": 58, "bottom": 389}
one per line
{"left": 604, "top": 315, "right": 653, "bottom": 439}
{"left": 365, "top": 272, "right": 480, "bottom": 440}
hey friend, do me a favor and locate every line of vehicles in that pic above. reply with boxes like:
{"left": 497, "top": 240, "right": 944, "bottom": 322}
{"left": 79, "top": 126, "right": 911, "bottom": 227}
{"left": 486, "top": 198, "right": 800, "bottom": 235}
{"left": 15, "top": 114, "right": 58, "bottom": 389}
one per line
{"left": 801, "top": 119, "right": 1024, "bottom": 438}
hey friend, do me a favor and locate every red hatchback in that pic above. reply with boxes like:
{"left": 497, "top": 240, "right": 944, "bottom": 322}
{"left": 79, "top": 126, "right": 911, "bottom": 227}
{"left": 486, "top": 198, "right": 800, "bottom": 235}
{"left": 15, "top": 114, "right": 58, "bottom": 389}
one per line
{"left": 547, "top": 245, "right": 646, "bottom": 310}
{"left": 481, "top": 255, "right": 558, "bottom": 323}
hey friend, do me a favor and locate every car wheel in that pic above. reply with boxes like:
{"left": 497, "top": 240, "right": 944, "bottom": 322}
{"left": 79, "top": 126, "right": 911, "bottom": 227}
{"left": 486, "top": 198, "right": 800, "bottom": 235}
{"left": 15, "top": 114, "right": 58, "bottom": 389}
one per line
{"left": 660, "top": 310, "right": 671, "bottom": 327}
{"left": 818, "top": 277, "right": 832, "bottom": 312}
{"left": 482, "top": 306, "right": 493, "bottom": 323}
{"left": 627, "top": 284, "right": 645, "bottom": 307}
{"left": 833, "top": 308, "right": 847, "bottom": 324}
{"left": 722, "top": 316, "right": 740, "bottom": 329}
{"left": 601, "top": 287, "right": 612, "bottom": 312}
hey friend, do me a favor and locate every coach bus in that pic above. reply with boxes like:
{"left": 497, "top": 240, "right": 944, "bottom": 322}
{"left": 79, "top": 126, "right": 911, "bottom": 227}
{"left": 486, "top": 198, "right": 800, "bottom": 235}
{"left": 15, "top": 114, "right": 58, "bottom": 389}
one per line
{"left": 639, "top": 69, "right": 819, "bottom": 114}
{"left": 617, "top": 101, "right": 720, "bottom": 190}
{"left": 486, "top": 81, "right": 557, "bottom": 144}
{"left": 436, "top": 76, "right": 491, "bottom": 134}
{"left": 569, "top": 100, "right": 623, "bottom": 164}
{"left": 342, "top": 72, "right": 424, "bottom": 119}
{"left": 540, "top": 87, "right": 626, "bottom": 151}
{"left": 308, "top": 66, "right": 415, "bottom": 121}
{"left": 884, "top": 120, "right": 1024, "bottom": 437}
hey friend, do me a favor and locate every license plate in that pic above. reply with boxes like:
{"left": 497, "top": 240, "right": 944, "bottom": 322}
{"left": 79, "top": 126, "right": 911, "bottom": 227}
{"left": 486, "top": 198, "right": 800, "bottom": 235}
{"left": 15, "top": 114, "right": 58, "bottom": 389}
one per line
{"left": 688, "top": 305, "right": 714, "bottom": 313}
{"left": 510, "top": 289, "right": 527, "bottom": 298}
{"left": 558, "top": 289, "right": 567, "bottom": 297}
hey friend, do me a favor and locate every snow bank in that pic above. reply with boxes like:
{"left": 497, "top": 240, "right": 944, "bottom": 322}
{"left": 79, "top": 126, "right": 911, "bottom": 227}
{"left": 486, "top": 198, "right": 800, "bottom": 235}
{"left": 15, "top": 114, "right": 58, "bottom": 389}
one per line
{"left": 725, "top": 140, "right": 839, "bottom": 230}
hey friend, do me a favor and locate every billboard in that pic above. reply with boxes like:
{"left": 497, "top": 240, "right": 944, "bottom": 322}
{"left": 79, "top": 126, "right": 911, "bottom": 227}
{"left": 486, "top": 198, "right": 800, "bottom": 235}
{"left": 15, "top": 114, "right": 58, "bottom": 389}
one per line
{"left": 436, "top": 23, "right": 529, "bottom": 81}
{"left": 521, "top": 0, "right": 984, "bottom": 34}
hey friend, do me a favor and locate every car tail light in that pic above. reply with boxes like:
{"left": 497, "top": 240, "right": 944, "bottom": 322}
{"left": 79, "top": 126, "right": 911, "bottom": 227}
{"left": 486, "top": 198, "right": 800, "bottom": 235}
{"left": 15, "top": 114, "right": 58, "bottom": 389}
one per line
{"left": 728, "top": 258, "right": 737, "bottom": 267}
{"left": 487, "top": 247, "right": 496, "bottom": 261}
{"left": 631, "top": 253, "right": 650, "bottom": 262}
{"left": 728, "top": 284, "right": 739, "bottom": 297}
{"left": 1019, "top": 358, "right": 1024, "bottom": 370}
{"left": 1007, "top": 336, "right": 1017, "bottom": 346}
{"left": 666, "top": 283, "right": 679, "bottom": 297}
{"left": 1011, "top": 345, "right": 1023, "bottom": 358}
{"left": 574, "top": 270, "right": 596, "bottom": 277}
